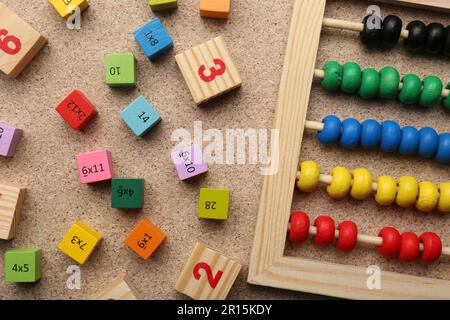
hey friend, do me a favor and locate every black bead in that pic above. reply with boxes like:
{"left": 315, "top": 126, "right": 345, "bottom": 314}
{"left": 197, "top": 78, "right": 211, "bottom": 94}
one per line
{"left": 442, "top": 26, "right": 450, "bottom": 57}
{"left": 381, "top": 15, "right": 403, "bottom": 47}
{"left": 425, "top": 23, "right": 445, "bottom": 54}
{"left": 360, "top": 15, "right": 382, "bottom": 46}
{"left": 405, "top": 20, "right": 427, "bottom": 51}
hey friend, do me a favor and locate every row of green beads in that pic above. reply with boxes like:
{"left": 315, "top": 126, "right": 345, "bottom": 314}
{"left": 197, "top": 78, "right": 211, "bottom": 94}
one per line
{"left": 321, "top": 61, "right": 448, "bottom": 108}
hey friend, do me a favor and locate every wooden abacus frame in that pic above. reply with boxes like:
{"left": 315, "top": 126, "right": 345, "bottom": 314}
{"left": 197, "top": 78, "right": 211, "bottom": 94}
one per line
{"left": 247, "top": 0, "right": 450, "bottom": 300}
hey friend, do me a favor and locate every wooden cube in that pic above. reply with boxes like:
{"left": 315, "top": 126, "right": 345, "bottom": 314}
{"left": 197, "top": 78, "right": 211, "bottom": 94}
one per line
{"left": 120, "top": 96, "right": 161, "bottom": 137}
{"left": 105, "top": 53, "right": 136, "bottom": 87}
{"left": 49, "top": 0, "right": 89, "bottom": 19}
{"left": 149, "top": 0, "right": 177, "bottom": 11}
{"left": 124, "top": 218, "right": 165, "bottom": 260}
{"left": 58, "top": 220, "right": 103, "bottom": 265}
{"left": 4, "top": 248, "right": 42, "bottom": 283}
{"left": 175, "top": 36, "right": 242, "bottom": 105}
{"left": 175, "top": 243, "right": 241, "bottom": 300}
{"left": 133, "top": 18, "right": 173, "bottom": 60}
{"left": 91, "top": 275, "right": 139, "bottom": 300}
{"left": 0, "top": 182, "right": 26, "bottom": 240}
{"left": 56, "top": 90, "right": 98, "bottom": 130}
{"left": 198, "top": 188, "right": 230, "bottom": 220}
{"left": 76, "top": 150, "right": 114, "bottom": 184}
{"left": 200, "top": 0, "right": 230, "bottom": 19}
{"left": 111, "top": 178, "right": 144, "bottom": 209}
{"left": 0, "top": 123, "right": 23, "bottom": 157}
{"left": 172, "top": 144, "right": 208, "bottom": 181}
{"left": 0, "top": 3, "right": 47, "bottom": 78}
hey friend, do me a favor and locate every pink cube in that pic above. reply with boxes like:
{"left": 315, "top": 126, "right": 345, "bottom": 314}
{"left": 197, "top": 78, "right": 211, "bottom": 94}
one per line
{"left": 76, "top": 150, "right": 114, "bottom": 184}
{"left": 0, "top": 124, "right": 23, "bottom": 157}
{"left": 172, "top": 144, "right": 208, "bottom": 180}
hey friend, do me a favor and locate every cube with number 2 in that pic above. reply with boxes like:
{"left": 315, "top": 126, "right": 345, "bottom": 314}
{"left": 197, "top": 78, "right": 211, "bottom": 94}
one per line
{"left": 175, "top": 243, "right": 241, "bottom": 300}
{"left": 198, "top": 188, "right": 229, "bottom": 220}
{"left": 172, "top": 144, "right": 208, "bottom": 181}
{"left": 120, "top": 96, "right": 161, "bottom": 137}
{"left": 124, "top": 218, "right": 166, "bottom": 260}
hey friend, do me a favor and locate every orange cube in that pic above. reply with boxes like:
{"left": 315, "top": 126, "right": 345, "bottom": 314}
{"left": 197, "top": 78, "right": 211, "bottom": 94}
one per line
{"left": 200, "top": 0, "right": 230, "bottom": 19}
{"left": 124, "top": 218, "right": 165, "bottom": 259}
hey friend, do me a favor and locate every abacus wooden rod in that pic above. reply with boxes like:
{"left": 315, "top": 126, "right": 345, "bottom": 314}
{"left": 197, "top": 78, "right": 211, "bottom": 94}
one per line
{"left": 288, "top": 224, "right": 450, "bottom": 256}
{"left": 313, "top": 69, "right": 450, "bottom": 98}
{"left": 322, "top": 18, "right": 410, "bottom": 39}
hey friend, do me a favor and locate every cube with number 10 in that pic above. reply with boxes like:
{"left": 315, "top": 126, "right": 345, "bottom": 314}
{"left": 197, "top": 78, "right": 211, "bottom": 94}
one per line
{"left": 172, "top": 144, "right": 208, "bottom": 181}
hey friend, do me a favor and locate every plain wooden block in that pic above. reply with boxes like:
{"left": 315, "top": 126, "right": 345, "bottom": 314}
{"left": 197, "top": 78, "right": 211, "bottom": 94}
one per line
{"left": 124, "top": 218, "right": 166, "bottom": 260}
{"left": 120, "top": 96, "right": 161, "bottom": 137}
{"left": 4, "top": 248, "right": 42, "bottom": 283}
{"left": 58, "top": 220, "right": 103, "bottom": 265}
{"left": 48, "top": 0, "right": 89, "bottom": 18}
{"left": 0, "top": 2, "right": 47, "bottom": 78}
{"left": 149, "top": 0, "right": 178, "bottom": 11}
{"left": 175, "top": 243, "right": 241, "bottom": 300}
{"left": 91, "top": 275, "right": 139, "bottom": 300}
{"left": 76, "top": 150, "right": 114, "bottom": 184}
{"left": 55, "top": 90, "right": 98, "bottom": 130}
{"left": 175, "top": 36, "right": 242, "bottom": 105}
{"left": 198, "top": 188, "right": 230, "bottom": 220}
{"left": 0, "top": 123, "right": 23, "bottom": 157}
{"left": 133, "top": 18, "right": 173, "bottom": 60}
{"left": 0, "top": 182, "right": 26, "bottom": 240}
{"left": 200, "top": 0, "right": 231, "bottom": 19}
{"left": 172, "top": 144, "right": 208, "bottom": 180}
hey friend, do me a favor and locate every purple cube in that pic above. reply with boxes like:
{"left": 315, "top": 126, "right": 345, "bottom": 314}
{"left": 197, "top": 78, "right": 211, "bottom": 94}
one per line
{"left": 172, "top": 144, "right": 208, "bottom": 180}
{"left": 0, "top": 124, "right": 22, "bottom": 157}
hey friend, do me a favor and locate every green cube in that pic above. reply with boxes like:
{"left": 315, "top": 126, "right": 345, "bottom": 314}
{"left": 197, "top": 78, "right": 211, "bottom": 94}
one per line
{"left": 111, "top": 178, "right": 144, "bottom": 209}
{"left": 105, "top": 53, "right": 136, "bottom": 87}
{"left": 4, "top": 248, "right": 42, "bottom": 283}
{"left": 149, "top": 0, "right": 178, "bottom": 11}
{"left": 198, "top": 188, "right": 230, "bottom": 220}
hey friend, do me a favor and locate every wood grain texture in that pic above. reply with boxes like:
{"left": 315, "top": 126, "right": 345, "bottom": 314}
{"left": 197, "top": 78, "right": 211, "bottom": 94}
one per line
{"left": 175, "top": 242, "right": 241, "bottom": 300}
{"left": 0, "top": 182, "right": 26, "bottom": 240}
{"left": 376, "top": 0, "right": 450, "bottom": 12}
{"left": 90, "top": 275, "right": 138, "bottom": 300}
{"left": 175, "top": 36, "right": 242, "bottom": 105}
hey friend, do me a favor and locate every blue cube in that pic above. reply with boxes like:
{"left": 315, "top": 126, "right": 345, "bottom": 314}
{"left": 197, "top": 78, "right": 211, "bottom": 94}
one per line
{"left": 133, "top": 18, "right": 173, "bottom": 60}
{"left": 120, "top": 96, "right": 161, "bottom": 137}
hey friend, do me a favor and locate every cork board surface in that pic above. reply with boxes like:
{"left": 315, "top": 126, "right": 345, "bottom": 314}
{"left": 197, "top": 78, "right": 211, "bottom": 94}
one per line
{"left": 0, "top": 0, "right": 449, "bottom": 300}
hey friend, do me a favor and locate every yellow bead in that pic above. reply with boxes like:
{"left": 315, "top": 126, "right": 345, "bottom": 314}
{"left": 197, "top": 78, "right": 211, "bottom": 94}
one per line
{"left": 395, "top": 176, "right": 418, "bottom": 208}
{"left": 416, "top": 181, "right": 438, "bottom": 213}
{"left": 438, "top": 183, "right": 450, "bottom": 213}
{"left": 327, "top": 166, "right": 351, "bottom": 199}
{"left": 350, "top": 168, "right": 373, "bottom": 200}
{"left": 297, "top": 161, "right": 320, "bottom": 192}
{"left": 375, "top": 176, "right": 397, "bottom": 206}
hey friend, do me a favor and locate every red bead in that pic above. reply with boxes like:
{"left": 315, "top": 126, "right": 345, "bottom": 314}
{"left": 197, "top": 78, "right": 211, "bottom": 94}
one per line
{"left": 399, "top": 232, "right": 420, "bottom": 262}
{"left": 56, "top": 90, "right": 98, "bottom": 130}
{"left": 289, "top": 212, "right": 310, "bottom": 243}
{"left": 336, "top": 221, "right": 357, "bottom": 252}
{"left": 419, "top": 232, "right": 442, "bottom": 264}
{"left": 377, "top": 227, "right": 402, "bottom": 257}
{"left": 313, "top": 216, "right": 335, "bottom": 247}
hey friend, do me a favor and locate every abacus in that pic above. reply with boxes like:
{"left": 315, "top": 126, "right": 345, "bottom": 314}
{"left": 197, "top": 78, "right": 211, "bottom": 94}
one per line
{"left": 248, "top": 0, "right": 450, "bottom": 299}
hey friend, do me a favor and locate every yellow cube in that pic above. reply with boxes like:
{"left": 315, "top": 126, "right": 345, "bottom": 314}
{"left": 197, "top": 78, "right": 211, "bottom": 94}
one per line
{"left": 58, "top": 221, "right": 102, "bottom": 265}
{"left": 49, "top": 0, "right": 89, "bottom": 18}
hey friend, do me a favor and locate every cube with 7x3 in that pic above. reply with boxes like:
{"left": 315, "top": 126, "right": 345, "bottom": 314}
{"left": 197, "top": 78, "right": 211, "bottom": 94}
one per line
{"left": 120, "top": 96, "right": 161, "bottom": 137}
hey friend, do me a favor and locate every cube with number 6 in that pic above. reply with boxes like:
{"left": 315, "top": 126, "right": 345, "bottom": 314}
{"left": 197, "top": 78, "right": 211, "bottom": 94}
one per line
{"left": 172, "top": 144, "right": 208, "bottom": 181}
{"left": 120, "top": 96, "right": 161, "bottom": 137}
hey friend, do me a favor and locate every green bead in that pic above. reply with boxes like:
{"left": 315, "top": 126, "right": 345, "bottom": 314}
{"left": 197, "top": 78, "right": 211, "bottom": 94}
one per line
{"left": 321, "top": 61, "right": 342, "bottom": 91}
{"left": 358, "top": 68, "right": 380, "bottom": 99}
{"left": 111, "top": 178, "right": 144, "bottom": 209}
{"left": 4, "top": 248, "right": 42, "bottom": 283}
{"left": 442, "top": 82, "right": 450, "bottom": 110}
{"left": 420, "top": 75, "right": 443, "bottom": 107}
{"left": 341, "top": 62, "right": 361, "bottom": 94}
{"left": 379, "top": 66, "right": 400, "bottom": 99}
{"left": 399, "top": 74, "right": 422, "bottom": 105}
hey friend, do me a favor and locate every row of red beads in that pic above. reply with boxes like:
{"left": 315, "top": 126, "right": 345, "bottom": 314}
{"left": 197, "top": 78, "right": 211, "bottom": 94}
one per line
{"left": 289, "top": 211, "right": 442, "bottom": 264}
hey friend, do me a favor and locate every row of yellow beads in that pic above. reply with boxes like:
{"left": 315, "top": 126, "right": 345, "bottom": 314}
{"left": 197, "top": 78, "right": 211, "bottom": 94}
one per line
{"left": 296, "top": 161, "right": 450, "bottom": 213}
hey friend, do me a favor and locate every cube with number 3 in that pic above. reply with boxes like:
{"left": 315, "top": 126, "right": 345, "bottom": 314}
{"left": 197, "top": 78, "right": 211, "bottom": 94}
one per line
{"left": 120, "top": 96, "right": 161, "bottom": 137}
{"left": 175, "top": 243, "right": 241, "bottom": 300}
{"left": 175, "top": 36, "right": 242, "bottom": 105}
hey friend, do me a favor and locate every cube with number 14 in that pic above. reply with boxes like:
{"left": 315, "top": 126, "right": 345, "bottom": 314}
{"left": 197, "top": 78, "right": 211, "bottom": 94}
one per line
{"left": 120, "top": 96, "right": 161, "bottom": 137}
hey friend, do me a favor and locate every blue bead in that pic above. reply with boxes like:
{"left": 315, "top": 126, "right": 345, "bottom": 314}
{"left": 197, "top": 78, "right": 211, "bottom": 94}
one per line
{"left": 340, "top": 118, "right": 361, "bottom": 149}
{"left": 360, "top": 119, "right": 381, "bottom": 150}
{"left": 380, "top": 120, "right": 401, "bottom": 152}
{"left": 418, "top": 127, "right": 439, "bottom": 158}
{"left": 317, "top": 115, "right": 341, "bottom": 145}
{"left": 436, "top": 133, "right": 450, "bottom": 164}
{"left": 399, "top": 126, "right": 419, "bottom": 155}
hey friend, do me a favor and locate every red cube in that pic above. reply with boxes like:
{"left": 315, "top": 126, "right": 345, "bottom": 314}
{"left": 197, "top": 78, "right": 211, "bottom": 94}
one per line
{"left": 56, "top": 90, "right": 98, "bottom": 130}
